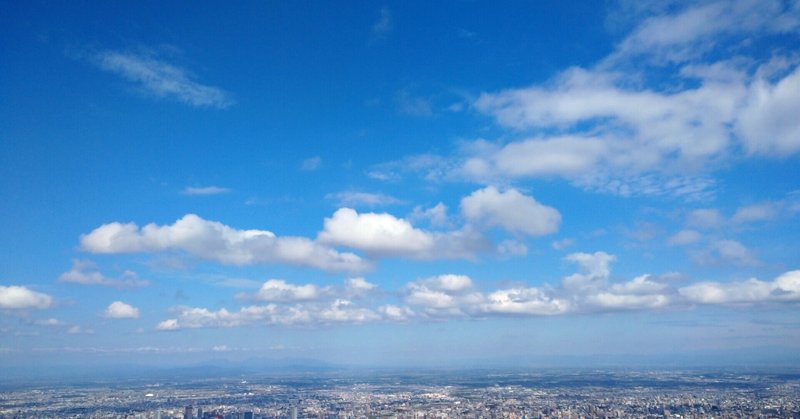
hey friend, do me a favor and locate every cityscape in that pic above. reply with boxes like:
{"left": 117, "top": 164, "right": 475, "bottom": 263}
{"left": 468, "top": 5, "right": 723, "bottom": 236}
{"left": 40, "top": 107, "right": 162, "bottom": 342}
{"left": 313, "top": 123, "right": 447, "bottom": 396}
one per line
{"left": 2, "top": 369, "right": 800, "bottom": 418}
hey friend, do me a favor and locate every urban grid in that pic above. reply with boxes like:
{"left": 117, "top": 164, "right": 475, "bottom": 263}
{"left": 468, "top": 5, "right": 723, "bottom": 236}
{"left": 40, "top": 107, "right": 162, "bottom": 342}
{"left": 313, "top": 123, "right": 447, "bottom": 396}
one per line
{"left": 2, "top": 370, "right": 799, "bottom": 418}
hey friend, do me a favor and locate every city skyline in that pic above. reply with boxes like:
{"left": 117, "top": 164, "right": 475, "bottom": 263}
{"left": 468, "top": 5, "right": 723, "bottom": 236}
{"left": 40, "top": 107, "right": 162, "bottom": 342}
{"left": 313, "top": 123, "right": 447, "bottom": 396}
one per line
{"left": 2, "top": 0, "right": 800, "bottom": 370}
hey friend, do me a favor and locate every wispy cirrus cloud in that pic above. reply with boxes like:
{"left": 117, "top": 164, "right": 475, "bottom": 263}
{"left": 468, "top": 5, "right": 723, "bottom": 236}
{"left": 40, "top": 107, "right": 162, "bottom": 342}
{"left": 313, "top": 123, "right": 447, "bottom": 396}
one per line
{"left": 58, "top": 259, "right": 150, "bottom": 288}
{"left": 300, "top": 156, "right": 322, "bottom": 171}
{"left": 92, "top": 50, "right": 234, "bottom": 108}
{"left": 181, "top": 185, "right": 231, "bottom": 196}
{"left": 369, "top": 6, "right": 393, "bottom": 44}
{"left": 325, "top": 191, "right": 403, "bottom": 208}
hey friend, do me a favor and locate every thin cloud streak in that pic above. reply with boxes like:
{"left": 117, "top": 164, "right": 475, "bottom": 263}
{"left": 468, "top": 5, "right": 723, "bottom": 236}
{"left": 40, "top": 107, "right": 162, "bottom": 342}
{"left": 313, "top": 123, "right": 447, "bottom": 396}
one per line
{"left": 93, "top": 50, "right": 234, "bottom": 108}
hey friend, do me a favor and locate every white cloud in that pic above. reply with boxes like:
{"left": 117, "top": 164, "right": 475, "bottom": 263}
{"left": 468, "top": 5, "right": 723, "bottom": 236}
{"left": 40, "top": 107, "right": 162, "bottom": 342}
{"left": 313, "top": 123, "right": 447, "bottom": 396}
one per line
{"left": 461, "top": 186, "right": 561, "bottom": 236}
{"left": 561, "top": 252, "right": 616, "bottom": 293}
{"left": 182, "top": 186, "right": 231, "bottom": 196}
{"left": 377, "top": 304, "right": 414, "bottom": 321}
{"left": 155, "top": 319, "right": 179, "bottom": 331}
{"left": 342, "top": 277, "right": 377, "bottom": 298}
{"left": 301, "top": 156, "right": 322, "bottom": 171}
{"left": 396, "top": 90, "right": 434, "bottom": 117}
{"left": 80, "top": 214, "right": 368, "bottom": 273}
{"left": 326, "top": 191, "right": 402, "bottom": 208}
{"left": 608, "top": 274, "right": 670, "bottom": 295}
{"left": 156, "top": 299, "right": 383, "bottom": 330}
{"left": 0, "top": 285, "right": 53, "bottom": 310}
{"left": 33, "top": 318, "right": 64, "bottom": 327}
{"left": 680, "top": 270, "right": 800, "bottom": 304}
{"left": 585, "top": 292, "right": 670, "bottom": 310}
{"left": 317, "top": 299, "right": 381, "bottom": 324}
{"left": 667, "top": 229, "right": 702, "bottom": 246}
{"left": 66, "top": 325, "right": 95, "bottom": 335}
{"left": 732, "top": 202, "right": 779, "bottom": 223}
{"left": 497, "top": 239, "right": 528, "bottom": 257}
{"left": 58, "top": 259, "right": 149, "bottom": 288}
{"left": 253, "top": 279, "right": 320, "bottom": 302}
{"left": 461, "top": 136, "right": 608, "bottom": 179}
{"left": 472, "top": 65, "right": 744, "bottom": 176}
{"left": 238, "top": 277, "right": 378, "bottom": 303}
{"left": 159, "top": 264, "right": 800, "bottom": 329}
{"left": 409, "top": 203, "right": 449, "bottom": 227}
{"left": 365, "top": 1, "right": 800, "bottom": 201}
{"left": 370, "top": 6, "right": 392, "bottom": 40}
{"left": 481, "top": 287, "right": 570, "bottom": 316}
{"left": 104, "top": 301, "right": 140, "bottom": 319}
{"left": 157, "top": 276, "right": 388, "bottom": 330}
{"left": 318, "top": 208, "right": 488, "bottom": 259}
{"left": 319, "top": 208, "right": 432, "bottom": 255}
{"left": 403, "top": 275, "right": 484, "bottom": 317}
{"left": 367, "top": 154, "right": 453, "bottom": 182}
{"left": 551, "top": 238, "right": 575, "bottom": 250}
{"left": 686, "top": 208, "right": 725, "bottom": 229}
{"left": 737, "top": 66, "right": 800, "bottom": 156}
{"left": 609, "top": 0, "right": 799, "bottom": 64}
{"left": 692, "top": 239, "right": 760, "bottom": 267}
{"left": 93, "top": 50, "right": 233, "bottom": 108}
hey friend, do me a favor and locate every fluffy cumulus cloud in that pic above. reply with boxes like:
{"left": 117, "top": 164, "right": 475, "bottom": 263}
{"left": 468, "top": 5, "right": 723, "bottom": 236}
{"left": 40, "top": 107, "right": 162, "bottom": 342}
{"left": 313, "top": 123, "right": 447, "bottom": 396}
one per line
{"left": 318, "top": 208, "right": 489, "bottom": 259}
{"left": 679, "top": 270, "right": 800, "bottom": 304}
{"left": 156, "top": 299, "right": 383, "bottom": 330}
{"left": 58, "top": 259, "right": 149, "bottom": 288}
{"left": 400, "top": 254, "right": 674, "bottom": 317}
{"left": 585, "top": 275, "right": 671, "bottom": 310}
{"left": 409, "top": 203, "right": 449, "bottom": 227}
{"left": 154, "top": 256, "right": 800, "bottom": 329}
{"left": 161, "top": 277, "right": 387, "bottom": 330}
{"left": 561, "top": 252, "right": 616, "bottom": 293}
{"left": 0, "top": 285, "right": 53, "bottom": 310}
{"left": 737, "top": 66, "right": 800, "bottom": 156}
{"left": 481, "top": 287, "right": 570, "bottom": 316}
{"left": 342, "top": 277, "right": 377, "bottom": 298}
{"left": 80, "top": 214, "right": 368, "bottom": 273}
{"left": 253, "top": 279, "right": 320, "bottom": 302}
{"left": 460, "top": 186, "right": 561, "bottom": 236}
{"left": 104, "top": 301, "right": 140, "bottom": 319}
{"left": 403, "top": 275, "right": 484, "bottom": 317}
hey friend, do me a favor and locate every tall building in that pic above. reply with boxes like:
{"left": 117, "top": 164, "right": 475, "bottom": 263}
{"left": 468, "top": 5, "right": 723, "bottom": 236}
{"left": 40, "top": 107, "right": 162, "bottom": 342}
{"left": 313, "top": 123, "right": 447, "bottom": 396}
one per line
{"left": 184, "top": 405, "right": 193, "bottom": 419}
{"left": 243, "top": 412, "right": 254, "bottom": 419}
{"left": 291, "top": 406, "right": 297, "bottom": 419}
{"left": 196, "top": 407, "right": 203, "bottom": 418}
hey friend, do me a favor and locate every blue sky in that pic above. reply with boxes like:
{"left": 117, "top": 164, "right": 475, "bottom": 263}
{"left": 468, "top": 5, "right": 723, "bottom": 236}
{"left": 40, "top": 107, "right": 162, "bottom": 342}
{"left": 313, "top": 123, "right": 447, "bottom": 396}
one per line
{"left": 2, "top": 0, "right": 800, "bottom": 369}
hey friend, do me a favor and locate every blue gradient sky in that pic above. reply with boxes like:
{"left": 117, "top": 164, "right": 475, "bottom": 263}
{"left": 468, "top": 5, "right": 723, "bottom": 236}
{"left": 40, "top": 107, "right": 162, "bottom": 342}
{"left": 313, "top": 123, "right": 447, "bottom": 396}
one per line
{"left": 2, "top": 0, "right": 800, "bottom": 369}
